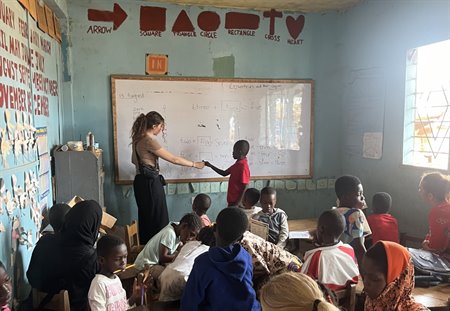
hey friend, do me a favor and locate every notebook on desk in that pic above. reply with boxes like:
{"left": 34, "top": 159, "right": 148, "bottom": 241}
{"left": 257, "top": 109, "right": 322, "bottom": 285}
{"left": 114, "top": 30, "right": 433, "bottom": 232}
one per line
{"left": 249, "top": 218, "right": 269, "bottom": 240}
{"left": 289, "top": 231, "right": 312, "bottom": 239}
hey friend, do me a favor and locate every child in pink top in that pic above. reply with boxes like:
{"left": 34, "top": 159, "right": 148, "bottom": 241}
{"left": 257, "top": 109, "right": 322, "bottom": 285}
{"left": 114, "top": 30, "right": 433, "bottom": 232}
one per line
{"left": 192, "top": 194, "right": 212, "bottom": 227}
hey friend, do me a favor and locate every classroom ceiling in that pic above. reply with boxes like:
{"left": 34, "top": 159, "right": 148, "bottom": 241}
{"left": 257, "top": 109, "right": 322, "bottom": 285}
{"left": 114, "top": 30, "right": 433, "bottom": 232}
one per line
{"left": 145, "top": 0, "right": 363, "bottom": 12}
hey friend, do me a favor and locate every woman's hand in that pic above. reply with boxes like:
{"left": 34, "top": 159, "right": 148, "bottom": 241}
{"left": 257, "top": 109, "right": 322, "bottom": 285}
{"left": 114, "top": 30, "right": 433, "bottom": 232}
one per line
{"left": 194, "top": 161, "right": 205, "bottom": 169}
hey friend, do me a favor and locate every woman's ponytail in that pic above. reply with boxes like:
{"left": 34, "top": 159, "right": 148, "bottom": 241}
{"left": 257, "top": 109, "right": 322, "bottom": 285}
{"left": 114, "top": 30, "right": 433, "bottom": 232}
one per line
{"left": 131, "top": 113, "right": 147, "bottom": 143}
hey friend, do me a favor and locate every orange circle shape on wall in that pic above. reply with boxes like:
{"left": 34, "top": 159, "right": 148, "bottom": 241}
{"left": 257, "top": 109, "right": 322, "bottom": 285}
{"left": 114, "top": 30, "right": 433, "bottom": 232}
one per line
{"left": 197, "top": 11, "right": 220, "bottom": 32}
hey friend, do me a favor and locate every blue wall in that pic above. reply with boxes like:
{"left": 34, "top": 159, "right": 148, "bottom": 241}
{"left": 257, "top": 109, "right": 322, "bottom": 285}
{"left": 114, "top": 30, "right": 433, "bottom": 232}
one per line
{"left": 336, "top": 0, "right": 450, "bottom": 236}
{"left": 65, "top": 1, "right": 341, "bottom": 224}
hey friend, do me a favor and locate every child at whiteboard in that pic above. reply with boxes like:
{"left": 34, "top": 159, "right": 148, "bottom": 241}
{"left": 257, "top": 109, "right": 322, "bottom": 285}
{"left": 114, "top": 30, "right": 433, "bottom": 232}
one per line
{"left": 204, "top": 140, "right": 250, "bottom": 207}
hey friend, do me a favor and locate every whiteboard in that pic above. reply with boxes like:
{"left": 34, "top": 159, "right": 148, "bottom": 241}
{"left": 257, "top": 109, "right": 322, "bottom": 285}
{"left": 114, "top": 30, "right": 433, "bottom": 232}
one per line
{"left": 112, "top": 76, "right": 314, "bottom": 184}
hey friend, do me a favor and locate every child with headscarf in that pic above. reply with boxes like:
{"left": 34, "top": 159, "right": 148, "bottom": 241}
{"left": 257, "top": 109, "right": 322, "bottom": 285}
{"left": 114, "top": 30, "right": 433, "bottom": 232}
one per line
{"left": 61, "top": 200, "right": 103, "bottom": 310}
{"left": 361, "top": 241, "right": 429, "bottom": 311}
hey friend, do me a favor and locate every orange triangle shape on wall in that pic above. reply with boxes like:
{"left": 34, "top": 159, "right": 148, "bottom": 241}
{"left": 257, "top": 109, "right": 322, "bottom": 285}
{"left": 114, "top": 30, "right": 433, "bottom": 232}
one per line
{"left": 172, "top": 10, "right": 195, "bottom": 32}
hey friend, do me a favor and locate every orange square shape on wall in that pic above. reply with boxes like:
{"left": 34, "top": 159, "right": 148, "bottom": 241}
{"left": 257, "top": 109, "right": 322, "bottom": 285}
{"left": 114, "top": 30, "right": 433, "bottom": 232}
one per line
{"left": 146, "top": 54, "right": 168, "bottom": 75}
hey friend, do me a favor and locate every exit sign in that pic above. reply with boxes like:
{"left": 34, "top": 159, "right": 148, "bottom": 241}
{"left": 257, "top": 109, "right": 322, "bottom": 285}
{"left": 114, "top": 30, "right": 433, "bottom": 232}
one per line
{"left": 146, "top": 54, "right": 168, "bottom": 75}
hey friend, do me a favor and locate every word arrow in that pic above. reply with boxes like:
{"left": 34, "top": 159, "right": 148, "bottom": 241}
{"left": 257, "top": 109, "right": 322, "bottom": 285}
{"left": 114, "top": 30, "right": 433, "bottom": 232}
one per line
{"left": 88, "top": 3, "right": 127, "bottom": 30}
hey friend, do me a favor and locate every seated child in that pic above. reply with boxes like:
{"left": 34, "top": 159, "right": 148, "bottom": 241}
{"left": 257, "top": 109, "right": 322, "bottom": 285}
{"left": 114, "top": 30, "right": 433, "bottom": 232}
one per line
{"left": 192, "top": 194, "right": 212, "bottom": 227}
{"left": 362, "top": 241, "right": 427, "bottom": 311}
{"left": 260, "top": 272, "right": 340, "bottom": 311}
{"left": 367, "top": 192, "right": 399, "bottom": 244}
{"left": 88, "top": 235, "right": 144, "bottom": 310}
{"left": 239, "top": 188, "right": 262, "bottom": 221}
{"left": 252, "top": 187, "right": 289, "bottom": 248}
{"left": 48, "top": 203, "right": 71, "bottom": 233}
{"left": 159, "top": 227, "right": 215, "bottom": 301}
{"left": 418, "top": 172, "right": 450, "bottom": 257}
{"left": 301, "top": 210, "right": 359, "bottom": 290}
{"left": 333, "top": 175, "right": 372, "bottom": 264}
{"left": 180, "top": 207, "right": 260, "bottom": 311}
{"left": 134, "top": 213, "right": 202, "bottom": 284}
{"left": 27, "top": 203, "right": 71, "bottom": 293}
{"left": 240, "top": 231, "right": 301, "bottom": 289}
{"left": 0, "top": 261, "right": 12, "bottom": 311}
{"left": 204, "top": 140, "right": 250, "bottom": 207}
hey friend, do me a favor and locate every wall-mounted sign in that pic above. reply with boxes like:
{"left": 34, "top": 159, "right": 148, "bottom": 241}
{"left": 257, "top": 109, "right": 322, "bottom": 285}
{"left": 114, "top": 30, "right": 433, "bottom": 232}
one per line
{"left": 145, "top": 54, "right": 168, "bottom": 75}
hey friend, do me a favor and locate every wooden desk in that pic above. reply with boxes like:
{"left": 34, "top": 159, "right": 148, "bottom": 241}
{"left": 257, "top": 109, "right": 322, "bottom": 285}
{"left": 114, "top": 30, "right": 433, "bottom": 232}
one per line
{"left": 287, "top": 218, "right": 317, "bottom": 258}
{"left": 288, "top": 218, "right": 317, "bottom": 232}
{"left": 413, "top": 284, "right": 450, "bottom": 310}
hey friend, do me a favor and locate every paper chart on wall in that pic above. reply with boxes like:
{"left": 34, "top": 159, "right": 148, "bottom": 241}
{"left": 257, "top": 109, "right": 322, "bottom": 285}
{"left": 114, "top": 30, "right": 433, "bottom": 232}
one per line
{"left": 363, "top": 132, "right": 383, "bottom": 159}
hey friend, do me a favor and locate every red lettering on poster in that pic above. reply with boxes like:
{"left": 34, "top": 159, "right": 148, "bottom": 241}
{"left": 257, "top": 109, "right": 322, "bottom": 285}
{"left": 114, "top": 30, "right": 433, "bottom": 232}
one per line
{"left": 0, "top": 0, "right": 15, "bottom": 29}
{"left": 172, "top": 10, "right": 195, "bottom": 32}
{"left": 30, "top": 29, "right": 40, "bottom": 48}
{"left": 0, "top": 28, "right": 8, "bottom": 52}
{"left": 18, "top": 18, "right": 29, "bottom": 39}
{"left": 197, "top": 11, "right": 220, "bottom": 32}
{"left": 9, "top": 35, "right": 21, "bottom": 58}
{"left": 0, "top": 83, "right": 27, "bottom": 111}
{"left": 87, "top": 3, "right": 127, "bottom": 30}
{"left": 286, "top": 15, "right": 305, "bottom": 40}
{"left": 225, "top": 12, "right": 259, "bottom": 30}
{"left": 140, "top": 6, "right": 166, "bottom": 31}
{"left": 0, "top": 55, "right": 18, "bottom": 81}
{"left": 40, "top": 37, "right": 51, "bottom": 55}
{"left": 34, "top": 94, "right": 49, "bottom": 116}
{"left": 263, "top": 9, "right": 282, "bottom": 35}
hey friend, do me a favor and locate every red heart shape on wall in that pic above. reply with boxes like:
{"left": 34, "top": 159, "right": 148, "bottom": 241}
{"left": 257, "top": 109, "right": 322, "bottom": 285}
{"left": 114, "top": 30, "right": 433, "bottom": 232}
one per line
{"left": 286, "top": 15, "right": 305, "bottom": 40}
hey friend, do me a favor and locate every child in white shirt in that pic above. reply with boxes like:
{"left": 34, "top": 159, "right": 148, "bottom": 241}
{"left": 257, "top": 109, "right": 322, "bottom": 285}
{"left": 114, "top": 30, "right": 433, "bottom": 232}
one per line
{"left": 159, "top": 226, "right": 216, "bottom": 301}
{"left": 88, "top": 235, "right": 144, "bottom": 311}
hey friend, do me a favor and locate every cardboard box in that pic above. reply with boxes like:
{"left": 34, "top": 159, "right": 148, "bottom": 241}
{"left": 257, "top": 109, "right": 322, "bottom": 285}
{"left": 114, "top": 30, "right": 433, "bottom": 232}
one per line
{"left": 67, "top": 196, "right": 117, "bottom": 229}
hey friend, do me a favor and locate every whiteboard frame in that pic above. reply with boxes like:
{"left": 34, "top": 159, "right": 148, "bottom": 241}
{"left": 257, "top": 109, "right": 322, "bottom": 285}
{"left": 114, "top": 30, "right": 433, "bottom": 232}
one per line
{"left": 111, "top": 75, "right": 314, "bottom": 184}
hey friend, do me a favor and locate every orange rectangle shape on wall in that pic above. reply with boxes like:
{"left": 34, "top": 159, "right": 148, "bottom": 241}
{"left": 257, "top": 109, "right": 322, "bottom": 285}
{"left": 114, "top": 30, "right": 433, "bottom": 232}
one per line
{"left": 146, "top": 54, "right": 168, "bottom": 75}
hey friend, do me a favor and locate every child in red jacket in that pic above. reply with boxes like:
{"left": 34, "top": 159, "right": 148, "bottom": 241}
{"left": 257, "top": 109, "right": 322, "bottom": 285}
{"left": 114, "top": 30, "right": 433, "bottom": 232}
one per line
{"left": 367, "top": 192, "right": 400, "bottom": 244}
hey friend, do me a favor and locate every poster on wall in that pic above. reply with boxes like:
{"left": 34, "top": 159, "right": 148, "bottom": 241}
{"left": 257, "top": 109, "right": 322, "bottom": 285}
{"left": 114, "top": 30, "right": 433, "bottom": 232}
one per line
{"left": 0, "top": 0, "right": 35, "bottom": 169}
{"left": 29, "top": 15, "right": 60, "bottom": 209}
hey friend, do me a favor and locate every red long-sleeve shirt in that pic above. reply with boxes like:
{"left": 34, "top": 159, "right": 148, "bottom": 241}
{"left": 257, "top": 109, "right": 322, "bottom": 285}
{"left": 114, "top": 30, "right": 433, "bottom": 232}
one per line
{"left": 425, "top": 202, "right": 450, "bottom": 253}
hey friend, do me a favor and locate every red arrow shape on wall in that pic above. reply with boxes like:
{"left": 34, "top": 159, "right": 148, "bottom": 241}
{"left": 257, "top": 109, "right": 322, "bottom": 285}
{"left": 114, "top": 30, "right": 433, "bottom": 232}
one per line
{"left": 88, "top": 3, "right": 128, "bottom": 30}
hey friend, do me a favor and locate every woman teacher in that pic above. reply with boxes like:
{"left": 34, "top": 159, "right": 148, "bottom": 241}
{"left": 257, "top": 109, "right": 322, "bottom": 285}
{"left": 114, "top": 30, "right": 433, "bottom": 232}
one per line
{"left": 131, "top": 111, "right": 205, "bottom": 244}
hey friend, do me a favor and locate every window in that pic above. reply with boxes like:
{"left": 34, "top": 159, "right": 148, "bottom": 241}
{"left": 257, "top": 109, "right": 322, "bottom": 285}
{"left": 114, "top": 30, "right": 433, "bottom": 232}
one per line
{"left": 403, "top": 39, "right": 450, "bottom": 170}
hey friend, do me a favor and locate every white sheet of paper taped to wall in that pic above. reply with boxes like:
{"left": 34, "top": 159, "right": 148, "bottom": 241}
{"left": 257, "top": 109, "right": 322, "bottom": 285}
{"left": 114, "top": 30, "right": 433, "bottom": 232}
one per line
{"left": 177, "top": 183, "right": 189, "bottom": 194}
{"left": 363, "top": 132, "right": 383, "bottom": 159}
{"left": 297, "top": 180, "right": 306, "bottom": 190}
{"left": 210, "top": 182, "right": 220, "bottom": 193}
{"left": 306, "top": 180, "right": 316, "bottom": 191}
{"left": 317, "top": 179, "right": 328, "bottom": 190}
{"left": 200, "top": 183, "right": 211, "bottom": 193}
{"left": 285, "top": 180, "right": 297, "bottom": 190}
